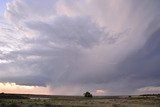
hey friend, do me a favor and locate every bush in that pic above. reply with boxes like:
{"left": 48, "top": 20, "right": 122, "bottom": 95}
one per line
{"left": 0, "top": 102, "right": 7, "bottom": 107}
{"left": 83, "top": 92, "right": 93, "bottom": 98}
{"left": 9, "top": 103, "right": 21, "bottom": 107}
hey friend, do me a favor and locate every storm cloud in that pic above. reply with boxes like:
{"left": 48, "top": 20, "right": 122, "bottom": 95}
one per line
{"left": 0, "top": 0, "right": 160, "bottom": 95}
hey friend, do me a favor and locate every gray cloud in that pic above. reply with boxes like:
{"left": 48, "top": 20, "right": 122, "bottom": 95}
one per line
{"left": 25, "top": 16, "right": 105, "bottom": 48}
{"left": 0, "top": 0, "right": 160, "bottom": 95}
{"left": 0, "top": 15, "right": 107, "bottom": 87}
{"left": 117, "top": 29, "right": 160, "bottom": 87}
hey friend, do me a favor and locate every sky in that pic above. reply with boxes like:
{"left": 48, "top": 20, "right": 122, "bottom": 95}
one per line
{"left": 0, "top": 0, "right": 160, "bottom": 95}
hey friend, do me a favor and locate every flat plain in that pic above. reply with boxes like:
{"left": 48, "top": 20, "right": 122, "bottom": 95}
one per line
{"left": 0, "top": 94, "right": 160, "bottom": 107}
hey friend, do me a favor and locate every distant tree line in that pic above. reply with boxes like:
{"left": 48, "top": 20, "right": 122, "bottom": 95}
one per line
{"left": 0, "top": 93, "right": 29, "bottom": 99}
{"left": 140, "top": 94, "right": 160, "bottom": 97}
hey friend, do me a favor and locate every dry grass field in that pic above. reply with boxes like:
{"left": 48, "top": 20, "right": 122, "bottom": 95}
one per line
{"left": 0, "top": 94, "right": 160, "bottom": 107}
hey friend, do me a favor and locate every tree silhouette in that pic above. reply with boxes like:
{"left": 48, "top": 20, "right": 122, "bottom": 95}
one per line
{"left": 83, "top": 91, "right": 93, "bottom": 98}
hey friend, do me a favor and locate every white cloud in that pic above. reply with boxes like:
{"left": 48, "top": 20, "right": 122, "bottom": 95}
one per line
{"left": 0, "top": 60, "right": 13, "bottom": 64}
{"left": 95, "top": 89, "right": 106, "bottom": 95}
{"left": 0, "top": 82, "right": 51, "bottom": 95}
{"left": 137, "top": 86, "right": 160, "bottom": 94}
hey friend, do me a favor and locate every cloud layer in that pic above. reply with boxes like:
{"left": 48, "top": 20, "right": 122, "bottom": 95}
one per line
{"left": 0, "top": 0, "right": 160, "bottom": 95}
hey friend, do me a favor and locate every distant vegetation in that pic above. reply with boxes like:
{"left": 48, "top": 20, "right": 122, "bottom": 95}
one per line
{"left": 140, "top": 94, "right": 160, "bottom": 97}
{"left": 0, "top": 93, "right": 29, "bottom": 99}
{"left": 83, "top": 92, "right": 93, "bottom": 98}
